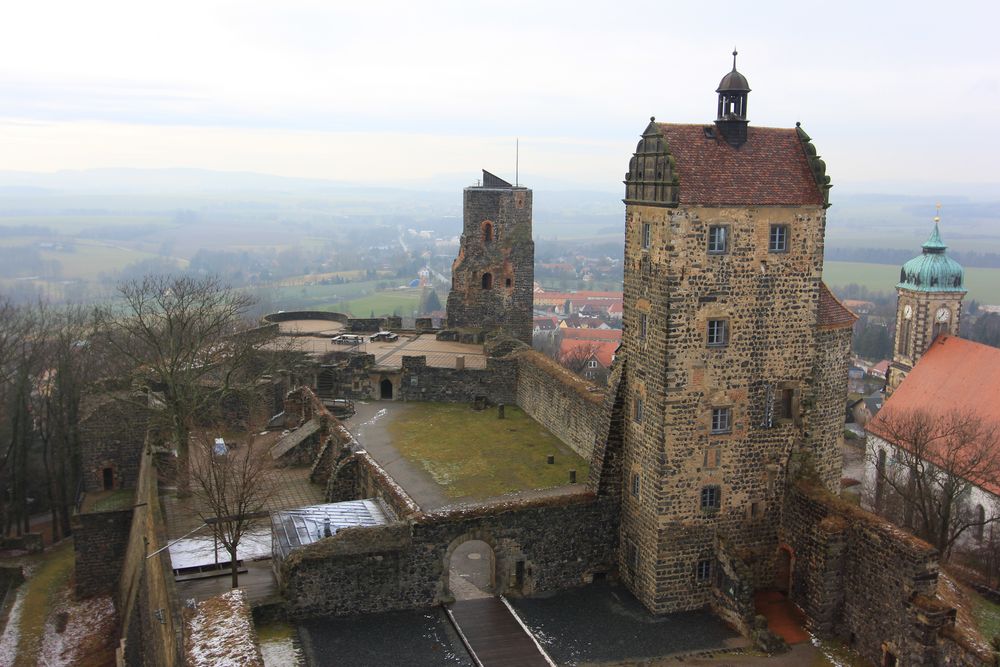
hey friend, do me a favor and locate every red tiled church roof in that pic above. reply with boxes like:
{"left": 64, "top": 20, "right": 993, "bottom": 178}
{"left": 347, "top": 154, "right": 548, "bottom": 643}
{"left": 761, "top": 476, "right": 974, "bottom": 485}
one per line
{"left": 560, "top": 339, "right": 617, "bottom": 368}
{"left": 656, "top": 124, "right": 823, "bottom": 206}
{"left": 817, "top": 282, "right": 859, "bottom": 330}
{"left": 867, "top": 335, "right": 1000, "bottom": 494}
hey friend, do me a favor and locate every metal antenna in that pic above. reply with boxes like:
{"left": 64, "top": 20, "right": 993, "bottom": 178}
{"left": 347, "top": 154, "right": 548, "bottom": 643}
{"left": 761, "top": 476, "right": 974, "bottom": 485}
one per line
{"left": 515, "top": 138, "right": 519, "bottom": 187}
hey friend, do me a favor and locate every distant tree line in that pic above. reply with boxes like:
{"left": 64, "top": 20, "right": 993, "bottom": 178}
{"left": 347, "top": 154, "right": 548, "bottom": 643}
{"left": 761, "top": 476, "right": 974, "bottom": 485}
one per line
{"left": 826, "top": 246, "right": 1000, "bottom": 269}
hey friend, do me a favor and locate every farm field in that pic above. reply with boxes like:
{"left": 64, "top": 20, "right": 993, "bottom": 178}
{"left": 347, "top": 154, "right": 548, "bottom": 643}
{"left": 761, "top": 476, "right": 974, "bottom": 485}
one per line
{"left": 339, "top": 289, "right": 422, "bottom": 317}
{"left": 823, "top": 261, "right": 1000, "bottom": 304}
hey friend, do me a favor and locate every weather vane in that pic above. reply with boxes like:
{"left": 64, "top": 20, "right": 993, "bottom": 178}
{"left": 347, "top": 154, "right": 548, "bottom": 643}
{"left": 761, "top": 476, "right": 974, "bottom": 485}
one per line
{"left": 935, "top": 202, "right": 941, "bottom": 224}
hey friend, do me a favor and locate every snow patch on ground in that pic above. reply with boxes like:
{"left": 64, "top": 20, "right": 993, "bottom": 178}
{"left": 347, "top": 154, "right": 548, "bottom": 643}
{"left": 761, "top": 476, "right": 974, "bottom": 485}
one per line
{"left": 186, "top": 588, "right": 263, "bottom": 667}
{"left": 0, "top": 585, "right": 25, "bottom": 665}
{"left": 38, "top": 591, "right": 115, "bottom": 666}
{"left": 260, "top": 635, "right": 304, "bottom": 667}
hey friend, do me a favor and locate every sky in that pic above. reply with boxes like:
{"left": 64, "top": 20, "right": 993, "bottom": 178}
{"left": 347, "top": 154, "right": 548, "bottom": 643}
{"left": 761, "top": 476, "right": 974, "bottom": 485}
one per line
{"left": 1, "top": 0, "right": 998, "bottom": 192}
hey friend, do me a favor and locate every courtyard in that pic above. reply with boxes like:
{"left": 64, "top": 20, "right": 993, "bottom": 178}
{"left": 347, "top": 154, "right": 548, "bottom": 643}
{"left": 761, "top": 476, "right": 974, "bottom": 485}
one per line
{"left": 343, "top": 401, "right": 590, "bottom": 510}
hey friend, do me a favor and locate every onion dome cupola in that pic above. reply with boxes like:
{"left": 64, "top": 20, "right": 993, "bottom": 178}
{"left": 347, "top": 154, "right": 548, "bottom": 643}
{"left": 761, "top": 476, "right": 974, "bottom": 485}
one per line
{"left": 897, "top": 209, "right": 966, "bottom": 293}
{"left": 715, "top": 50, "right": 751, "bottom": 147}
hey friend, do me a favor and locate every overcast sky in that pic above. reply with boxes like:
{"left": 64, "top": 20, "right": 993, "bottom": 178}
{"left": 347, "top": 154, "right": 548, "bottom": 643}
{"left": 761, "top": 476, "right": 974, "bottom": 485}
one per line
{"left": 1, "top": 0, "right": 997, "bottom": 192}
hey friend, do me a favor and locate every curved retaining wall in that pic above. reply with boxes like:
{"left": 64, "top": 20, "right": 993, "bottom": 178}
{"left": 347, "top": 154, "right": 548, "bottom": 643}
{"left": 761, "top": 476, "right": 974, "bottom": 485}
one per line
{"left": 263, "top": 311, "right": 348, "bottom": 324}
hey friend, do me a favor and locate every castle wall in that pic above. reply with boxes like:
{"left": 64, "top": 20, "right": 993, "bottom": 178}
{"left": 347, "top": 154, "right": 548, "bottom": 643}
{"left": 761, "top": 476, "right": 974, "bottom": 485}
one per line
{"left": 75, "top": 506, "right": 134, "bottom": 598}
{"left": 781, "top": 482, "right": 989, "bottom": 667}
{"left": 514, "top": 350, "right": 605, "bottom": 460}
{"left": 398, "top": 355, "right": 517, "bottom": 405}
{"left": 804, "top": 326, "right": 854, "bottom": 492}
{"left": 277, "top": 492, "right": 618, "bottom": 620}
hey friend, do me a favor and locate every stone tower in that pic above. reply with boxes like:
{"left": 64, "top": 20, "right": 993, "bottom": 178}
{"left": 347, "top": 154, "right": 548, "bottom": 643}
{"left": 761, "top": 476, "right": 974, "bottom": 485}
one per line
{"left": 614, "top": 55, "right": 854, "bottom": 614}
{"left": 446, "top": 170, "right": 534, "bottom": 345}
{"left": 886, "top": 211, "right": 966, "bottom": 394}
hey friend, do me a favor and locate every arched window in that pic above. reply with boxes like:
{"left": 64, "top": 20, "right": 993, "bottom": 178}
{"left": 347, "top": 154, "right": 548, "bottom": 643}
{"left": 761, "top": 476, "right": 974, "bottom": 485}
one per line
{"left": 483, "top": 222, "right": 493, "bottom": 244}
{"left": 481, "top": 273, "right": 492, "bottom": 290}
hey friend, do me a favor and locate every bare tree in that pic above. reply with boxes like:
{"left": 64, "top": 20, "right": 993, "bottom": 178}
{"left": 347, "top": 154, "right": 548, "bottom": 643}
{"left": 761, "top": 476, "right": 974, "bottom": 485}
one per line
{"left": 189, "top": 434, "right": 274, "bottom": 588}
{"left": 560, "top": 341, "right": 602, "bottom": 375}
{"left": 94, "top": 275, "right": 273, "bottom": 495}
{"left": 867, "top": 407, "right": 1000, "bottom": 558}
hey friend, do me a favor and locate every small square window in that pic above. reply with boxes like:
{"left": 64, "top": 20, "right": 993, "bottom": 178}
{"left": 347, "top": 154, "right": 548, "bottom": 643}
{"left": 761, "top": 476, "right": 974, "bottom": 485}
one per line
{"left": 711, "top": 407, "right": 731, "bottom": 434}
{"left": 696, "top": 558, "right": 712, "bottom": 583}
{"left": 768, "top": 224, "right": 788, "bottom": 252}
{"left": 708, "top": 225, "right": 728, "bottom": 254}
{"left": 750, "top": 501, "right": 763, "bottom": 519}
{"left": 707, "top": 319, "right": 728, "bottom": 347}
{"left": 642, "top": 223, "right": 651, "bottom": 249}
{"left": 700, "top": 485, "right": 721, "bottom": 511}
{"left": 587, "top": 360, "right": 598, "bottom": 368}
{"left": 633, "top": 397, "right": 644, "bottom": 423}
{"left": 631, "top": 472, "right": 640, "bottom": 498}
{"left": 639, "top": 313, "right": 647, "bottom": 340}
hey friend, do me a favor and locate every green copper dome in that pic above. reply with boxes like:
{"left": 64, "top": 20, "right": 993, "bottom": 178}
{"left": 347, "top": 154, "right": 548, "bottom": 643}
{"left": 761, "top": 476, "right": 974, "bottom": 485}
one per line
{"left": 897, "top": 222, "right": 966, "bottom": 293}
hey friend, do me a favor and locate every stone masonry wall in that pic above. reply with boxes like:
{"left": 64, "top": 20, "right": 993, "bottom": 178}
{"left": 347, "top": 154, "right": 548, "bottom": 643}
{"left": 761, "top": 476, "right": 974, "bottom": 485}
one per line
{"left": 802, "top": 327, "right": 853, "bottom": 492}
{"left": 117, "top": 448, "right": 184, "bottom": 667}
{"left": 278, "top": 492, "right": 619, "bottom": 620}
{"left": 618, "top": 200, "right": 829, "bottom": 614}
{"left": 514, "top": 350, "right": 605, "bottom": 460}
{"left": 398, "top": 355, "right": 517, "bottom": 405}
{"left": 79, "top": 394, "right": 151, "bottom": 493}
{"left": 447, "top": 185, "right": 534, "bottom": 345}
{"left": 780, "top": 482, "right": 989, "bottom": 666}
{"left": 75, "top": 507, "right": 134, "bottom": 598}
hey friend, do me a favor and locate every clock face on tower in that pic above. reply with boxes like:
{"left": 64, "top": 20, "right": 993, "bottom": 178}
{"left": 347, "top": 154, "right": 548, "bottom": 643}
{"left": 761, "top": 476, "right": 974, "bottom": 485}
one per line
{"left": 936, "top": 307, "right": 950, "bottom": 323}
{"left": 903, "top": 305, "right": 913, "bottom": 319}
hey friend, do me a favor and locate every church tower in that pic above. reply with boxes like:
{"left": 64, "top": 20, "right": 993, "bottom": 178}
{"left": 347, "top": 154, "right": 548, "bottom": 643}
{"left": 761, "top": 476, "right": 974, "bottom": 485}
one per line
{"left": 614, "top": 54, "right": 852, "bottom": 615}
{"left": 886, "top": 209, "right": 966, "bottom": 393}
{"left": 446, "top": 170, "right": 534, "bottom": 345}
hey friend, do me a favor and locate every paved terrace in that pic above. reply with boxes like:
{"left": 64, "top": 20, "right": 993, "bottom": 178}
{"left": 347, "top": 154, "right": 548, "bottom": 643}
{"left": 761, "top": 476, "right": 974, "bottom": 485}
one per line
{"left": 275, "top": 320, "right": 487, "bottom": 369}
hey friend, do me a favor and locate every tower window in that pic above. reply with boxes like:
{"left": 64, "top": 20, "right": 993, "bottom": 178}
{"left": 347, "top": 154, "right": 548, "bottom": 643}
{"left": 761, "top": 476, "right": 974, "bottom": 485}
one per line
{"left": 898, "top": 319, "right": 911, "bottom": 356}
{"left": 639, "top": 313, "right": 647, "bottom": 340}
{"left": 481, "top": 273, "right": 492, "bottom": 290}
{"left": 696, "top": 558, "right": 712, "bottom": 583}
{"left": 768, "top": 225, "right": 788, "bottom": 252}
{"left": 700, "top": 485, "right": 721, "bottom": 511}
{"left": 633, "top": 397, "right": 644, "bottom": 423}
{"left": 505, "top": 278, "right": 512, "bottom": 288}
{"left": 708, "top": 226, "right": 728, "bottom": 254}
{"left": 711, "top": 407, "right": 731, "bottom": 434}
{"left": 626, "top": 539, "right": 639, "bottom": 572}
{"left": 642, "top": 223, "right": 651, "bottom": 249}
{"left": 483, "top": 222, "right": 493, "bottom": 244}
{"left": 631, "top": 472, "right": 640, "bottom": 498}
{"left": 707, "top": 319, "right": 728, "bottom": 347}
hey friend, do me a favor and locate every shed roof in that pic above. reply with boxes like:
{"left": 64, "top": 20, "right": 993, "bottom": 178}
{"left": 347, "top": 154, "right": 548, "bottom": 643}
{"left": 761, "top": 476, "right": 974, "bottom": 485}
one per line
{"left": 817, "top": 282, "right": 859, "bottom": 330}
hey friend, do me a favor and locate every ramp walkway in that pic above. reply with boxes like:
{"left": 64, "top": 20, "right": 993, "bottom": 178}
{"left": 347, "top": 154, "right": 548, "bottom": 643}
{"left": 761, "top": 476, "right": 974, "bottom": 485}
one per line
{"left": 446, "top": 597, "right": 553, "bottom": 667}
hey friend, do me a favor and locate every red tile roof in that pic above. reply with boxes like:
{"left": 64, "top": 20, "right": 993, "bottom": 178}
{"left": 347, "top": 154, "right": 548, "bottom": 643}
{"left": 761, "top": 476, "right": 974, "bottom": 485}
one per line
{"left": 560, "top": 339, "right": 618, "bottom": 368}
{"left": 817, "top": 282, "right": 859, "bottom": 331}
{"left": 656, "top": 124, "right": 823, "bottom": 206}
{"left": 867, "top": 336, "right": 1000, "bottom": 494}
{"left": 561, "top": 328, "right": 622, "bottom": 343}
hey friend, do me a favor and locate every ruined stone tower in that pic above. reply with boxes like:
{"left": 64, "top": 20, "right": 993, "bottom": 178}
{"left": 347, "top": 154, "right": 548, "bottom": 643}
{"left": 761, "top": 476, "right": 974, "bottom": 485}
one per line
{"left": 446, "top": 170, "right": 534, "bottom": 344}
{"left": 614, "top": 54, "right": 855, "bottom": 614}
{"left": 886, "top": 210, "right": 966, "bottom": 394}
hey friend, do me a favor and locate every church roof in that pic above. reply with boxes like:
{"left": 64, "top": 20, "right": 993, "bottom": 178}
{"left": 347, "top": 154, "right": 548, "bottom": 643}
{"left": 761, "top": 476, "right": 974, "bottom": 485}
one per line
{"left": 817, "top": 282, "right": 859, "bottom": 330}
{"left": 655, "top": 123, "right": 824, "bottom": 206}
{"left": 867, "top": 335, "right": 1000, "bottom": 494}
{"left": 897, "top": 222, "right": 966, "bottom": 293}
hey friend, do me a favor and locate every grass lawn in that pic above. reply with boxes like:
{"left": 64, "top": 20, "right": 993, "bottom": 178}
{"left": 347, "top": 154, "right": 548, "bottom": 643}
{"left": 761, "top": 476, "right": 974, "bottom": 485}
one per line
{"left": 340, "top": 289, "right": 422, "bottom": 317}
{"left": 823, "top": 260, "right": 1000, "bottom": 303}
{"left": 969, "top": 588, "right": 1000, "bottom": 644}
{"left": 9, "top": 540, "right": 74, "bottom": 667}
{"left": 387, "top": 404, "right": 589, "bottom": 499}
